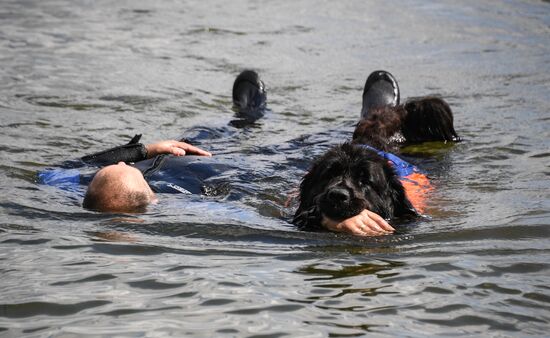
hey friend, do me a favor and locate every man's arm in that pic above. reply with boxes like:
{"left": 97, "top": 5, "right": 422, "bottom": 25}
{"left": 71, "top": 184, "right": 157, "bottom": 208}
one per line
{"left": 145, "top": 140, "right": 212, "bottom": 158}
{"left": 79, "top": 135, "right": 211, "bottom": 167}
{"left": 39, "top": 136, "right": 212, "bottom": 188}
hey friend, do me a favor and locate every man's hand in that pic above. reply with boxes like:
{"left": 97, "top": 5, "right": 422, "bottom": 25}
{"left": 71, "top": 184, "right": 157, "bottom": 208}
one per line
{"left": 146, "top": 140, "right": 212, "bottom": 158}
{"left": 321, "top": 209, "right": 395, "bottom": 237}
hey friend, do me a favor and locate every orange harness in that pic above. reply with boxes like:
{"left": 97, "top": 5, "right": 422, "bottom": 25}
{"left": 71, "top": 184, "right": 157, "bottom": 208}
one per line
{"left": 400, "top": 172, "right": 432, "bottom": 213}
{"left": 359, "top": 144, "right": 432, "bottom": 214}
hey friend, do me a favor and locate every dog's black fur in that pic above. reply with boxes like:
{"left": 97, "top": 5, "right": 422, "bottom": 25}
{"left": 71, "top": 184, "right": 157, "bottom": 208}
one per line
{"left": 294, "top": 93, "right": 460, "bottom": 231}
{"left": 293, "top": 143, "right": 417, "bottom": 230}
{"left": 352, "top": 96, "right": 460, "bottom": 151}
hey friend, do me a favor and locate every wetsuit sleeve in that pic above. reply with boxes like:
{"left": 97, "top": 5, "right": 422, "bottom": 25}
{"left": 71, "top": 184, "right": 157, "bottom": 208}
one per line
{"left": 80, "top": 134, "right": 148, "bottom": 166}
{"left": 37, "top": 168, "right": 82, "bottom": 193}
{"left": 38, "top": 134, "right": 147, "bottom": 192}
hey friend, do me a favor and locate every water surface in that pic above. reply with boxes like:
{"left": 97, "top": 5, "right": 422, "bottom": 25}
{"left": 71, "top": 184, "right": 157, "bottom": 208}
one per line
{"left": 1, "top": 0, "right": 549, "bottom": 336}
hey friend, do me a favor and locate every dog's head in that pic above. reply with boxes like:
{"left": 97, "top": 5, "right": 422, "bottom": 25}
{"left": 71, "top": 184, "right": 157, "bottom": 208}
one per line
{"left": 352, "top": 106, "right": 407, "bottom": 151}
{"left": 293, "top": 143, "right": 416, "bottom": 230}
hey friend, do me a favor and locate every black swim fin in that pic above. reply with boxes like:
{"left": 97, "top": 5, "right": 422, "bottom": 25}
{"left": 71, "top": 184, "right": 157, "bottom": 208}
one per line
{"left": 230, "top": 70, "right": 267, "bottom": 127}
{"left": 361, "top": 70, "right": 400, "bottom": 118}
{"left": 232, "top": 70, "right": 266, "bottom": 110}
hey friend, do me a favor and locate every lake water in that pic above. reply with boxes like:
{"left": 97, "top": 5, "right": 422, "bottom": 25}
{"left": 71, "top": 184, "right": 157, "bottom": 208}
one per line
{"left": 1, "top": 0, "right": 549, "bottom": 336}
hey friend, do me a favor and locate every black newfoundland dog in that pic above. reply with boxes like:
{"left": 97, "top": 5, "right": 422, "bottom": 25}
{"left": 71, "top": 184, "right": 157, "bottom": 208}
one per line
{"left": 293, "top": 71, "right": 460, "bottom": 233}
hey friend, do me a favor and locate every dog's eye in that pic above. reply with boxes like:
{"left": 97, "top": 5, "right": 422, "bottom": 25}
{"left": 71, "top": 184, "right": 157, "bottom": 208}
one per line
{"left": 357, "top": 171, "right": 371, "bottom": 187}
{"left": 323, "top": 163, "right": 342, "bottom": 178}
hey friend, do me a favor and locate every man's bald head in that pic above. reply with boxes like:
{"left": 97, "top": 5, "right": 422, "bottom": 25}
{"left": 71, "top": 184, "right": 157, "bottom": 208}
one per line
{"left": 83, "top": 163, "right": 156, "bottom": 213}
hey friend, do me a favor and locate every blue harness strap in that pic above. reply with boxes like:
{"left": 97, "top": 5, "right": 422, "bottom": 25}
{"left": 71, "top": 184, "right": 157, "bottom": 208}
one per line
{"left": 359, "top": 144, "right": 419, "bottom": 177}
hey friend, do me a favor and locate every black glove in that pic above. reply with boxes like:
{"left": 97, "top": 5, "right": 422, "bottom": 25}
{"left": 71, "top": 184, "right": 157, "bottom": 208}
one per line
{"left": 80, "top": 134, "right": 148, "bottom": 166}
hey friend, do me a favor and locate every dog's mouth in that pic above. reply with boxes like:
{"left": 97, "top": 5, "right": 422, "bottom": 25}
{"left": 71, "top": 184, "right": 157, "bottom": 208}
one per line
{"left": 318, "top": 187, "right": 368, "bottom": 221}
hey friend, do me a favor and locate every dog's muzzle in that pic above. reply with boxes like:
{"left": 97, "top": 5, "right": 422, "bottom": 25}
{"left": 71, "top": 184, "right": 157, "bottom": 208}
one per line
{"left": 319, "top": 185, "right": 366, "bottom": 220}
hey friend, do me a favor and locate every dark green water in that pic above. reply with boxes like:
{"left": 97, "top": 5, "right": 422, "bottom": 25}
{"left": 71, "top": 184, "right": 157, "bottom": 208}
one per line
{"left": 1, "top": 0, "right": 549, "bottom": 336}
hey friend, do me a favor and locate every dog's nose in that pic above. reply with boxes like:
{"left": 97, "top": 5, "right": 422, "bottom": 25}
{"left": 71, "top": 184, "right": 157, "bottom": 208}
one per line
{"left": 327, "top": 188, "right": 350, "bottom": 203}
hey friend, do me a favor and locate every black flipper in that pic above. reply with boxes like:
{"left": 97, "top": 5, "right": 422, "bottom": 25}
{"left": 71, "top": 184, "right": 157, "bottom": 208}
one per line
{"left": 230, "top": 70, "right": 267, "bottom": 127}
{"left": 361, "top": 70, "right": 400, "bottom": 118}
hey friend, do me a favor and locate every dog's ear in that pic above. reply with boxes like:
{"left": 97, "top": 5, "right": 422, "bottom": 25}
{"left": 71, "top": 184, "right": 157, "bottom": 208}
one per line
{"left": 402, "top": 97, "right": 460, "bottom": 143}
{"left": 292, "top": 205, "right": 323, "bottom": 231}
{"left": 296, "top": 169, "right": 315, "bottom": 208}
{"left": 381, "top": 164, "right": 418, "bottom": 217}
{"left": 294, "top": 147, "right": 344, "bottom": 230}
{"left": 293, "top": 169, "right": 321, "bottom": 229}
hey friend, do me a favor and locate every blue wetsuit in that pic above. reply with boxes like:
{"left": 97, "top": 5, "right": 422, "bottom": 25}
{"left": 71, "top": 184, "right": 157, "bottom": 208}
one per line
{"left": 37, "top": 142, "right": 285, "bottom": 226}
{"left": 38, "top": 153, "right": 238, "bottom": 197}
{"left": 36, "top": 131, "right": 233, "bottom": 195}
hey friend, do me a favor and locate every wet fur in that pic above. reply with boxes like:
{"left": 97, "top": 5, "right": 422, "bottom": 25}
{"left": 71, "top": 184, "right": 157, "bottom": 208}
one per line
{"left": 294, "top": 97, "right": 460, "bottom": 231}
{"left": 353, "top": 97, "right": 460, "bottom": 150}
{"left": 293, "top": 143, "right": 416, "bottom": 230}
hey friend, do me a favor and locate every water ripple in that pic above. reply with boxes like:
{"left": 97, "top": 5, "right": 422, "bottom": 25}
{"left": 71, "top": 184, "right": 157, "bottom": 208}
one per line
{"left": 0, "top": 301, "right": 111, "bottom": 318}
{"left": 51, "top": 273, "right": 117, "bottom": 286}
{"left": 0, "top": 0, "right": 549, "bottom": 336}
{"left": 225, "top": 304, "right": 304, "bottom": 315}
